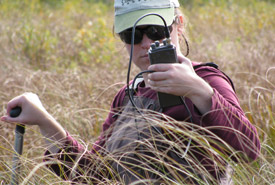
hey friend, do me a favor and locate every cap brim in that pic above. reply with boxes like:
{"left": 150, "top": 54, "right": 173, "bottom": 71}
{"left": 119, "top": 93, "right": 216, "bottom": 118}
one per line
{"left": 114, "top": 7, "right": 175, "bottom": 33}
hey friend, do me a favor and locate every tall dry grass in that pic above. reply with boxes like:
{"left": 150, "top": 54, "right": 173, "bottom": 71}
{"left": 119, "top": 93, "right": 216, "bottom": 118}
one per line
{"left": 0, "top": 0, "right": 274, "bottom": 184}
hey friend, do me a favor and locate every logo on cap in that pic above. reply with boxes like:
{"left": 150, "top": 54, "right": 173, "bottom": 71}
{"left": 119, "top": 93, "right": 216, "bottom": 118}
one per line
{"left": 122, "top": 0, "right": 146, "bottom": 6}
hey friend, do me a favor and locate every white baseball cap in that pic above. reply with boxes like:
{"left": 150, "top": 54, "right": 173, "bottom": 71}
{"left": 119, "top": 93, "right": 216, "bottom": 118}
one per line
{"left": 114, "top": 0, "right": 180, "bottom": 33}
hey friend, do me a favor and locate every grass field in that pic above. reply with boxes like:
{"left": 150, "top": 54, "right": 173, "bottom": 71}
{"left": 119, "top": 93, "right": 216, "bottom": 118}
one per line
{"left": 0, "top": 0, "right": 274, "bottom": 184}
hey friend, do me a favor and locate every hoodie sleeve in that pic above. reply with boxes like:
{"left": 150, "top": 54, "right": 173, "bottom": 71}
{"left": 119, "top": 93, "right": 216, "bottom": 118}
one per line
{"left": 44, "top": 86, "right": 127, "bottom": 183}
{"left": 196, "top": 66, "right": 261, "bottom": 161}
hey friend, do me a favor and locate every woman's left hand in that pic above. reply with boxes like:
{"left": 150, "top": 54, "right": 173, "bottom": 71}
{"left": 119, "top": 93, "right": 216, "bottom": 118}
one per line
{"left": 148, "top": 55, "right": 199, "bottom": 97}
{"left": 147, "top": 55, "right": 214, "bottom": 114}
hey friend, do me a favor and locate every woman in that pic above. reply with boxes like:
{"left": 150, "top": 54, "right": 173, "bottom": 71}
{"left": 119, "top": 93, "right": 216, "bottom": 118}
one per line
{"left": 1, "top": 0, "right": 260, "bottom": 184}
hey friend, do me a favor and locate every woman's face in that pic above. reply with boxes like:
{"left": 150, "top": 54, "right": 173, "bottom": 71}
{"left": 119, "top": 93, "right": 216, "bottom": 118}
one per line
{"left": 124, "top": 24, "right": 180, "bottom": 71}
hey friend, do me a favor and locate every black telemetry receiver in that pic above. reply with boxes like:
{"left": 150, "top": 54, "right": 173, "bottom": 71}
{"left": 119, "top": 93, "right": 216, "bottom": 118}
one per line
{"left": 149, "top": 38, "right": 182, "bottom": 108}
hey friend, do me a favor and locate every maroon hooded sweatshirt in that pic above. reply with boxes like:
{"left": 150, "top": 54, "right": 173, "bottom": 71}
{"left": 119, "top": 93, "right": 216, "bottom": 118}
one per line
{"left": 44, "top": 62, "right": 260, "bottom": 183}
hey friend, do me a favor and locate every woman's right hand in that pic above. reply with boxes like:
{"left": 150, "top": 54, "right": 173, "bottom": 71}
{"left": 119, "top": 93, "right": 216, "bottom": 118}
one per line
{"left": 1, "top": 92, "right": 67, "bottom": 151}
{"left": 1, "top": 92, "right": 50, "bottom": 126}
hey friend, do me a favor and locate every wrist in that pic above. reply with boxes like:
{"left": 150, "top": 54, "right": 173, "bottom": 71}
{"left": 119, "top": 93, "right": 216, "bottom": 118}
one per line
{"left": 188, "top": 77, "right": 214, "bottom": 114}
{"left": 39, "top": 113, "right": 66, "bottom": 141}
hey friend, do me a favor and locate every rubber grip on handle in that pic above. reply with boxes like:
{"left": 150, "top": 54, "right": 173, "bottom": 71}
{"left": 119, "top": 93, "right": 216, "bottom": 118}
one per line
{"left": 10, "top": 107, "right": 25, "bottom": 135}
{"left": 10, "top": 107, "right": 22, "bottom": 118}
